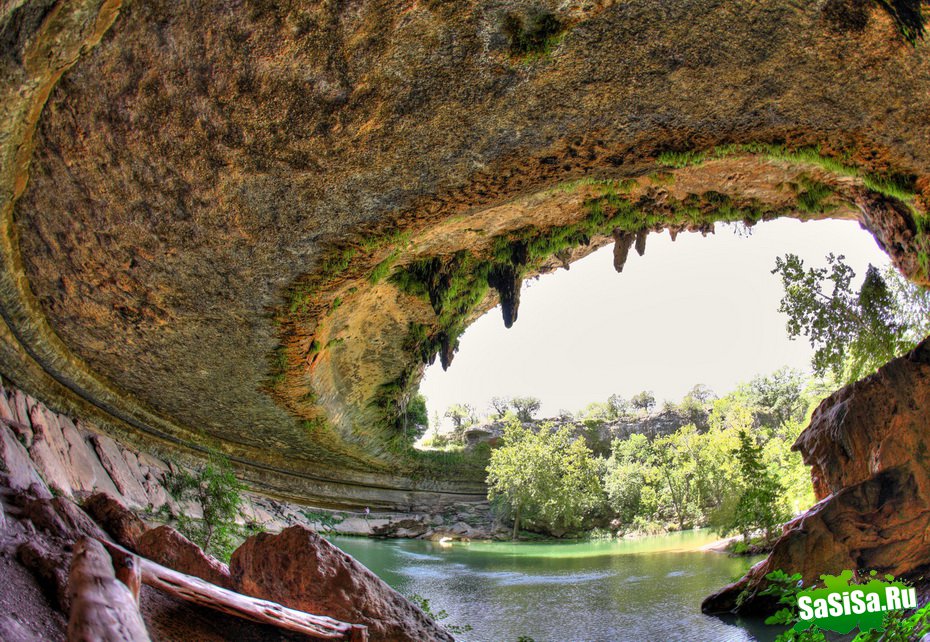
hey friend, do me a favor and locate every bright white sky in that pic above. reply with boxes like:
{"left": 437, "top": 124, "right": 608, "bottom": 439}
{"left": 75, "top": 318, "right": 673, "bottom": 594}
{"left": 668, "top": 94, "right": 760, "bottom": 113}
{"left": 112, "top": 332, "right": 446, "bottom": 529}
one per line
{"left": 419, "top": 219, "right": 891, "bottom": 427}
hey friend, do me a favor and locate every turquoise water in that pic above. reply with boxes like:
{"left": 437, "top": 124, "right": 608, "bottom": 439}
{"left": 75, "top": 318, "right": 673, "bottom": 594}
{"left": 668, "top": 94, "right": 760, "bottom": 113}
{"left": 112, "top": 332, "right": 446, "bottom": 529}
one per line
{"left": 329, "top": 530, "right": 780, "bottom": 642}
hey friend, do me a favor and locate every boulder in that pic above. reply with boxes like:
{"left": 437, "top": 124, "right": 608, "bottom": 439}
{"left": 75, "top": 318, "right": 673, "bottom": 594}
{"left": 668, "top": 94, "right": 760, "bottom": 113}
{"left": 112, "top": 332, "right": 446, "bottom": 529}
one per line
{"left": 704, "top": 339, "right": 930, "bottom": 614}
{"left": 136, "top": 525, "right": 233, "bottom": 589}
{"left": 17, "top": 540, "right": 72, "bottom": 612}
{"left": 230, "top": 525, "right": 454, "bottom": 641}
{"left": 83, "top": 493, "right": 147, "bottom": 550}
{"left": 14, "top": 495, "right": 112, "bottom": 613}
{"left": 794, "top": 338, "right": 930, "bottom": 499}
{"left": 371, "top": 517, "right": 430, "bottom": 539}
{"left": 19, "top": 496, "right": 109, "bottom": 543}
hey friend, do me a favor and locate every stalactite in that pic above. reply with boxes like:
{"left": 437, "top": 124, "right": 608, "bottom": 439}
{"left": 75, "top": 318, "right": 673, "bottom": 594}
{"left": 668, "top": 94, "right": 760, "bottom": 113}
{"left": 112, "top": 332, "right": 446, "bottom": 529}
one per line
{"left": 488, "top": 263, "right": 523, "bottom": 329}
{"left": 612, "top": 230, "right": 635, "bottom": 272}
{"left": 439, "top": 333, "right": 456, "bottom": 370}
{"left": 635, "top": 229, "right": 648, "bottom": 256}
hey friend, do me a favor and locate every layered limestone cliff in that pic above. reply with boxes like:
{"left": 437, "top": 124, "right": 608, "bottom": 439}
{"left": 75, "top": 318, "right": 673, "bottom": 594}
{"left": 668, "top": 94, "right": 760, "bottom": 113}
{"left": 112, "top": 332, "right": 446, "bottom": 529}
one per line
{"left": 3, "top": 0, "right": 930, "bottom": 504}
{"left": 3, "top": 3, "right": 930, "bottom": 622}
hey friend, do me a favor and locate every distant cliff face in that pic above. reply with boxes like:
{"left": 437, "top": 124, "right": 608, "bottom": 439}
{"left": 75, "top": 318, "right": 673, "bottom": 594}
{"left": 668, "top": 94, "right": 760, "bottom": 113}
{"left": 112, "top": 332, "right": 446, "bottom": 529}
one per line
{"left": 2, "top": 0, "right": 930, "bottom": 506}
{"left": 463, "top": 408, "right": 708, "bottom": 454}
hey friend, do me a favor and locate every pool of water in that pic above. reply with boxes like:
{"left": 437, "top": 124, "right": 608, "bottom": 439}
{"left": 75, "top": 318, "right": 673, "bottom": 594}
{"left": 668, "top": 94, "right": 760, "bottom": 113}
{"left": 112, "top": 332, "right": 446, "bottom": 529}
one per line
{"left": 328, "top": 530, "right": 781, "bottom": 641}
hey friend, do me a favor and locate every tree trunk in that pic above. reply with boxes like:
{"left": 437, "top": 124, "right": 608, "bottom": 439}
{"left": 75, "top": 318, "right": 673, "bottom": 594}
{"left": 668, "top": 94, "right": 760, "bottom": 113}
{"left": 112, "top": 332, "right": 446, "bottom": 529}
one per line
{"left": 512, "top": 506, "right": 521, "bottom": 541}
{"left": 68, "top": 538, "right": 151, "bottom": 642}
{"left": 99, "top": 539, "right": 367, "bottom": 640}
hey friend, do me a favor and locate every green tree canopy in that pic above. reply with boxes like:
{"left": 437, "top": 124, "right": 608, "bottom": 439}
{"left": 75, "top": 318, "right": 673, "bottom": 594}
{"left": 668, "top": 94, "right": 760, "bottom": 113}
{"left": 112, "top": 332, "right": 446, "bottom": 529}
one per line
{"left": 486, "top": 421, "right": 603, "bottom": 538}
{"left": 717, "top": 429, "right": 789, "bottom": 543}
{"left": 162, "top": 455, "right": 249, "bottom": 560}
{"left": 511, "top": 396, "right": 542, "bottom": 422}
{"left": 773, "top": 254, "right": 930, "bottom": 383}
{"left": 630, "top": 390, "right": 656, "bottom": 412}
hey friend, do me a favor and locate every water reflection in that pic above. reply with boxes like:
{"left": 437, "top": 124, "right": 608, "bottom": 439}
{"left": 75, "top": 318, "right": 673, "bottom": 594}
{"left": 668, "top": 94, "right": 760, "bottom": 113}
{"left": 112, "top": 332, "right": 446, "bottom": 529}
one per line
{"left": 329, "top": 530, "right": 783, "bottom": 641}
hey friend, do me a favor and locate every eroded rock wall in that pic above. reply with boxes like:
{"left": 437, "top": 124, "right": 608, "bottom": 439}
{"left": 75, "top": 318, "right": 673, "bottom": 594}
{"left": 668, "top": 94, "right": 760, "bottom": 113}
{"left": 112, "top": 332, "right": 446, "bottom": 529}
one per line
{"left": 703, "top": 337, "right": 930, "bottom": 614}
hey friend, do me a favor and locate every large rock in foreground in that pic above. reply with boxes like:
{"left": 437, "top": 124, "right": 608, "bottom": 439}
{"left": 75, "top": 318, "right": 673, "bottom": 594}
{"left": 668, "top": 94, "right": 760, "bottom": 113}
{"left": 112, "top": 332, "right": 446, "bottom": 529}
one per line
{"left": 230, "top": 526, "right": 453, "bottom": 642}
{"left": 137, "top": 525, "right": 233, "bottom": 590}
{"left": 704, "top": 338, "right": 930, "bottom": 614}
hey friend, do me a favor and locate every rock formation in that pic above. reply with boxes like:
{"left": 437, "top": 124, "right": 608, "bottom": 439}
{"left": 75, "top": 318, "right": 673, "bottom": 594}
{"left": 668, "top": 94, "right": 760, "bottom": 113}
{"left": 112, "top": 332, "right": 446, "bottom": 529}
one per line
{"left": 703, "top": 337, "right": 930, "bottom": 614}
{"left": 3, "top": 0, "right": 930, "bottom": 505}
{"left": 231, "top": 526, "right": 454, "bottom": 642}
{"left": 0, "top": 386, "right": 450, "bottom": 640}
{"left": 464, "top": 407, "right": 708, "bottom": 455}
{"left": 2, "top": 1, "right": 930, "bottom": 635}
{"left": 136, "top": 526, "right": 234, "bottom": 590}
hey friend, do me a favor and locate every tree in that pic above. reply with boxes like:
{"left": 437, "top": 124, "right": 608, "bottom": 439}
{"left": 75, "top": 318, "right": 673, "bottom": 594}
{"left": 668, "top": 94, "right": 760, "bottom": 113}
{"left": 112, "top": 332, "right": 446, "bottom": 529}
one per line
{"left": 685, "top": 384, "right": 715, "bottom": 404}
{"left": 651, "top": 432, "right": 699, "bottom": 531}
{"left": 607, "top": 394, "right": 630, "bottom": 419}
{"left": 720, "top": 429, "right": 788, "bottom": 543}
{"left": 747, "top": 368, "right": 808, "bottom": 435}
{"left": 604, "top": 434, "right": 653, "bottom": 523}
{"left": 511, "top": 396, "right": 541, "bottom": 422}
{"left": 630, "top": 390, "right": 656, "bottom": 412}
{"left": 773, "top": 254, "right": 930, "bottom": 383}
{"left": 486, "top": 421, "right": 603, "bottom": 538}
{"left": 162, "top": 455, "right": 248, "bottom": 560}
{"left": 403, "top": 393, "right": 429, "bottom": 436}
{"left": 444, "top": 404, "right": 477, "bottom": 443}
{"left": 489, "top": 396, "right": 512, "bottom": 418}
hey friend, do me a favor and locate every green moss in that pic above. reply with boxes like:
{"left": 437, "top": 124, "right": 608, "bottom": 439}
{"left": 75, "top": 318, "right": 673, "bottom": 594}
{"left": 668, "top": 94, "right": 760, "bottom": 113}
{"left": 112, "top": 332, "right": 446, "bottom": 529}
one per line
{"left": 647, "top": 171, "right": 675, "bottom": 185}
{"left": 360, "top": 229, "right": 412, "bottom": 252}
{"left": 656, "top": 143, "right": 919, "bottom": 212}
{"left": 288, "top": 247, "right": 358, "bottom": 314}
{"left": 303, "top": 417, "right": 329, "bottom": 435}
{"left": 321, "top": 248, "right": 356, "bottom": 276}
{"left": 289, "top": 290, "right": 310, "bottom": 314}
{"left": 369, "top": 250, "right": 400, "bottom": 284}
{"left": 657, "top": 150, "right": 707, "bottom": 169}
{"left": 267, "top": 345, "right": 288, "bottom": 386}
{"left": 501, "top": 9, "right": 566, "bottom": 60}
{"left": 793, "top": 175, "right": 838, "bottom": 215}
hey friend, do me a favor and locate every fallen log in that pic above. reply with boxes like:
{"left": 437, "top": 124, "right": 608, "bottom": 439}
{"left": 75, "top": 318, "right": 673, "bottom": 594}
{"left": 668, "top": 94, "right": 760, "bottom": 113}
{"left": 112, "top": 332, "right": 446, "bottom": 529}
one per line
{"left": 68, "top": 537, "right": 151, "bottom": 642}
{"left": 99, "top": 539, "right": 368, "bottom": 641}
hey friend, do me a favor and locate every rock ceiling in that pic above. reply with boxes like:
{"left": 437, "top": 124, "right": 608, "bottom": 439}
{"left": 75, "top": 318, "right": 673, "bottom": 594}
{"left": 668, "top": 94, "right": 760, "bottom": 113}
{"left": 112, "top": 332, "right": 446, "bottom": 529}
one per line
{"left": 1, "top": 0, "right": 928, "bottom": 506}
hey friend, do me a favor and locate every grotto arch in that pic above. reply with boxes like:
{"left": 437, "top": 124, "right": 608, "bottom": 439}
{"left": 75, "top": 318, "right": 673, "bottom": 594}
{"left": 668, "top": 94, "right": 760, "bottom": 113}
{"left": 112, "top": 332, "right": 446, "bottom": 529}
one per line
{"left": 1, "top": 0, "right": 929, "bottom": 509}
